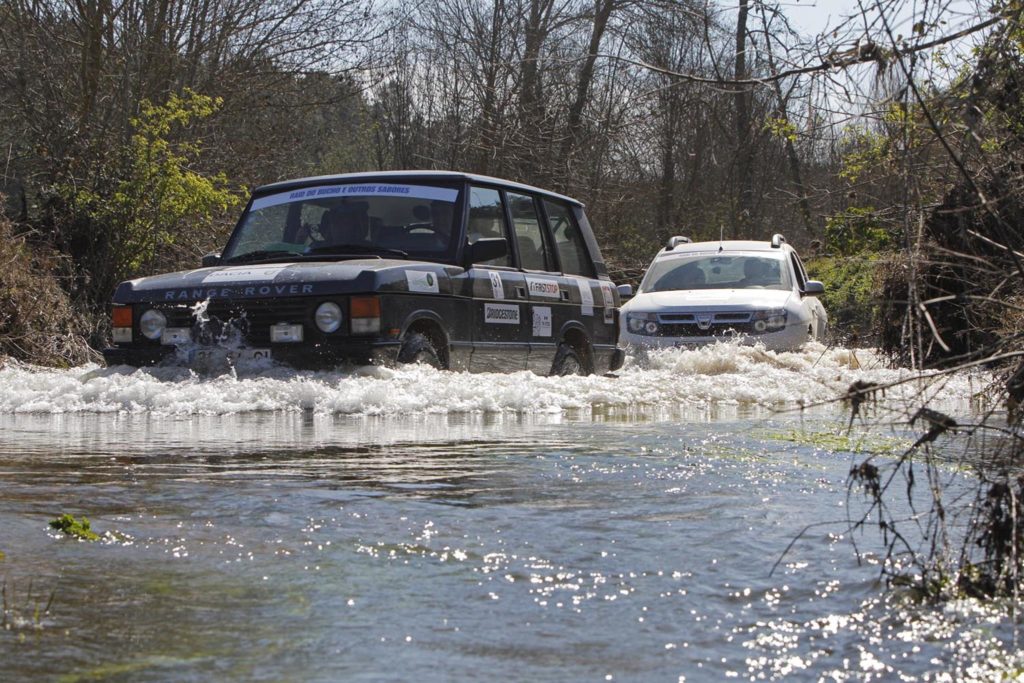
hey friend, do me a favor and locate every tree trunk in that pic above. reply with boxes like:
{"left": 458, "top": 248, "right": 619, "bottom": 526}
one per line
{"left": 757, "top": 2, "right": 814, "bottom": 235}
{"left": 477, "top": 0, "right": 506, "bottom": 175}
{"left": 518, "top": 0, "right": 554, "bottom": 177}
{"left": 733, "top": 0, "right": 753, "bottom": 238}
{"left": 561, "top": 0, "right": 615, "bottom": 164}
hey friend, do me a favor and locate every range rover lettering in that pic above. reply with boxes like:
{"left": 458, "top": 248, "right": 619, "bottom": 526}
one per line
{"left": 104, "top": 171, "right": 625, "bottom": 375}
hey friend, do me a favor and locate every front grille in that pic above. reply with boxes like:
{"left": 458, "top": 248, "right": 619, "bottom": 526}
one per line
{"left": 656, "top": 311, "right": 756, "bottom": 337}
{"left": 658, "top": 322, "right": 755, "bottom": 337}
{"left": 157, "top": 298, "right": 317, "bottom": 345}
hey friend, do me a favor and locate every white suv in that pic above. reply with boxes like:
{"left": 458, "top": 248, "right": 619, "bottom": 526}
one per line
{"left": 619, "top": 234, "right": 827, "bottom": 351}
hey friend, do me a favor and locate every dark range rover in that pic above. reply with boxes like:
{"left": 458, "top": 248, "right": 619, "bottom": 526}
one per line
{"left": 104, "top": 171, "right": 626, "bottom": 375}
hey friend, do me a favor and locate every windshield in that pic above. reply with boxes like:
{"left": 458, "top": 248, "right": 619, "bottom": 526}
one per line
{"left": 223, "top": 183, "right": 461, "bottom": 262}
{"left": 641, "top": 254, "right": 792, "bottom": 293}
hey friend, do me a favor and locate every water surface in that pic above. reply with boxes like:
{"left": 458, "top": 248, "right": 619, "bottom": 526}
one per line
{"left": 0, "top": 343, "right": 1018, "bottom": 681}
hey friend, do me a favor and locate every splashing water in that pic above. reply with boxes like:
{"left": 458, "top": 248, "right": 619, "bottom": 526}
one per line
{"left": 0, "top": 342, "right": 988, "bottom": 416}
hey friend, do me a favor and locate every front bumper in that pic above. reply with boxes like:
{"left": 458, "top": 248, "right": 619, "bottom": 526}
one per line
{"left": 620, "top": 322, "right": 811, "bottom": 352}
{"left": 103, "top": 339, "right": 402, "bottom": 370}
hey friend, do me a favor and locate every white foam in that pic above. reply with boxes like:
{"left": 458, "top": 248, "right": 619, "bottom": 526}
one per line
{"left": 0, "top": 342, "right": 989, "bottom": 416}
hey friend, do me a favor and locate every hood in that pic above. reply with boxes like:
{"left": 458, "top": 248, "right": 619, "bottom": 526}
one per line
{"left": 623, "top": 288, "right": 793, "bottom": 313}
{"left": 112, "top": 259, "right": 458, "bottom": 303}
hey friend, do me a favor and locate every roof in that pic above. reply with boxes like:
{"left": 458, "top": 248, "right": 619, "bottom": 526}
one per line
{"left": 253, "top": 170, "right": 584, "bottom": 206}
{"left": 657, "top": 240, "right": 792, "bottom": 257}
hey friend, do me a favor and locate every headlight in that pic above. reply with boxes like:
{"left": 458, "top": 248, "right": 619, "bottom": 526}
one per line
{"left": 626, "top": 312, "right": 658, "bottom": 335}
{"left": 139, "top": 309, "right": 167, "bottom": 340}
{"left": 315, "top": 302, "right": 343, "bottom": 333}
{"left": 751, "top": 309, "right": 787, "bottom": 333}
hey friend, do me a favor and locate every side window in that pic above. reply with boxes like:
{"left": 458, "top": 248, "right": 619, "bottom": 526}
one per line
{"left": 507, "top": 192, "right": 552, "bottom": 271}
{"left": 544, "top": 200, "right": 594, "bottom": 277}
{"left": 789, "top": 252, "right": 808, "bottom": 289}
{"left": 467, "top": 186, "right": 511, "bottom": 267}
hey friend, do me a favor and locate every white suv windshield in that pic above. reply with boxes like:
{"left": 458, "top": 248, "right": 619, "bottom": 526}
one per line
{"left": 224, "top": 183, "right": 461, "bottom": 261}
{"left": 642, "top": 254, "right": 792, "bottom": 292}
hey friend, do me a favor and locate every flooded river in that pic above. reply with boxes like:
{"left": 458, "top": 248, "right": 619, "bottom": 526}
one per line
{"left": 1, "top": 343, "right": 1019, "bottom": 681}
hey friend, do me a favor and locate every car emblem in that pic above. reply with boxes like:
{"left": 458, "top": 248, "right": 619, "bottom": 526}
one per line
{"left": 696, "top": 313, "right": 712, "bottom": 330}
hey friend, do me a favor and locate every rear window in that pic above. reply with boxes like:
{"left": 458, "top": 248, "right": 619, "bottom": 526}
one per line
{"left": 544, "top": 200, "right": 594, "bottom": 277}
{"left": 508, "top": 193, "right": 552, "bottom": 271}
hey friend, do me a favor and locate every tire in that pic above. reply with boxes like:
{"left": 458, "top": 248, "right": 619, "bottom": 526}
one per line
{"left": 551, "top": 343, "right": 586, "bottom": 376}
{"left": 397, "top": 332, "right": 442, "bottom": 368}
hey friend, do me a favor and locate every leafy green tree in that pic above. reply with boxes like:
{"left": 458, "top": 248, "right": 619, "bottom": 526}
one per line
{"left": 59, "top": 90, "right": 242, "bottom": 306}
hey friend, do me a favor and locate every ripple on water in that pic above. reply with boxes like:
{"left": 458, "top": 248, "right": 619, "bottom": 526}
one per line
{"left": 0, "top": 342, "right": 989, "bottom": 416}
{"left": 741, "top": 593, "right": 1024, "bottom": 681}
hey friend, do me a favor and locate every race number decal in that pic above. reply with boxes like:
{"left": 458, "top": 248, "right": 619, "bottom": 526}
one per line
{"left": 488, "top": 271, "right": 505, "bottom": 300}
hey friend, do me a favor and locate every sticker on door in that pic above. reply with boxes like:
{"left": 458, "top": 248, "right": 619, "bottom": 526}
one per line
{"left": 532, "top": 306, "right": 552, "bottom": 337}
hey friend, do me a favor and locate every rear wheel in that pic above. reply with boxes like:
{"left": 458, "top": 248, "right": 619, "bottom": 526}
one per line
{"left": 551, "top": 343, "right": 585, "bottom": 376}
{"left": 397, "top": 332, "right": 442, "bottom": 368}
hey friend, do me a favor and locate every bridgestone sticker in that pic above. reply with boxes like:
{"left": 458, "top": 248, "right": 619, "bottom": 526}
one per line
{"left": 407, "top": 271, "right": 440, "bottom": 293}
{"left": 600, "top": 282, "right": 615, "bottom": 324}
{"left": 526, "top": 276, "right": 561, "bottom": 299}
{"left": 484, "top": 303, "right": 520, "bottom": 325}
{"left": 574, "top": 278, "right": 595, "bottom": 316}
{"left": 533, "top": 306, "right": 552, "bottom": 337}
{"left": 488, "top": 271, "right": 505, "bottom": 300}
{"left": 202, "top": 265, "right": 289, "bottom": 284}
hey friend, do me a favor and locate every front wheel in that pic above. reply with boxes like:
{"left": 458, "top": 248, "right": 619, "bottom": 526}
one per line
{"left": 551, "top": 343, "right": 586, "bottom": 376}
{"left": 397, "top": 332, "right": 442, "bottom": 368}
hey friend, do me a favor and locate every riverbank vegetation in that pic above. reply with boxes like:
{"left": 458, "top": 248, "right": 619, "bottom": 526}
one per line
{"left": 1, "top": 0, "right": 1023, "bottom": 600}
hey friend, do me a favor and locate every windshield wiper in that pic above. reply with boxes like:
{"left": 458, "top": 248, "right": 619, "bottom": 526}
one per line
{"left": 304, "top": 244, "right": 409, "bottom": 258}
{"left": 223, "top": 249, "right": 300, "bottom": 264}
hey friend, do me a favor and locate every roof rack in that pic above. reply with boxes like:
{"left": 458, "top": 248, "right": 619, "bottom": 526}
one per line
{"left": 770, "top": 233, "right": 786, "bottom": 248}
{"left": 665, "top": 235, "right": 692, "bottom": 250}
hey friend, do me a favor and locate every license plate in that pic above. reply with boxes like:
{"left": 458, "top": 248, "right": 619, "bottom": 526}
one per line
{"left": 189, "top": 348, "right": 272, "bottom": 367}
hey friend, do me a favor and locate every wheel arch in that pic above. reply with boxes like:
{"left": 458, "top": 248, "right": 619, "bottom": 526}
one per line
{"left": 558, "top": 322, "right": 594, "bottom": 374}
{"left": 400, "top": 310, "right": 451, "bottom": 368}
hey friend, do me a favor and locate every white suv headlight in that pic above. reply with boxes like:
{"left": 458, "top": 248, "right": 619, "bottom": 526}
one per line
{"left": 626, "top": 312, "right": 659, "bottom": 335}
{"left": 751, "top": 309, "right": 787, "bottom": 333}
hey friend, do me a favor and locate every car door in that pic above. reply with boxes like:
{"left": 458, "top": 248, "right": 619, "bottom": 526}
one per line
{"left": 502, "top": 191, "right": 569, "bottom": 374}
{"left": 542, "top": 198, "right": 611, "bottom": 354}
{"left": 466, "top": 186, "right": 530, "bottom": 372}
{"left": 789, "top": 250, "right": 827, "bottom": 338}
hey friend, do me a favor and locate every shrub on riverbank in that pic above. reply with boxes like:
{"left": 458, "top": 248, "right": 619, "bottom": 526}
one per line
{"left": 0, "top": 206, "right": 95, "bottom": 367}
{"left": 805, "top": 253, "right": 890, "bottom": 346}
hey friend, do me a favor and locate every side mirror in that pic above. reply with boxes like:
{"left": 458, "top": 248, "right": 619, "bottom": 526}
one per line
{"left": 467, "top": 238, "right": 508, "bottom": 264}
{"left": 803, "top": 280, "right": 825, "bottom": 296}
{"left": 616, "top": 283, "right": 633, "bottom": 302}
{"left": 202, "top": 252, "right": 222, "bottom": 268}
